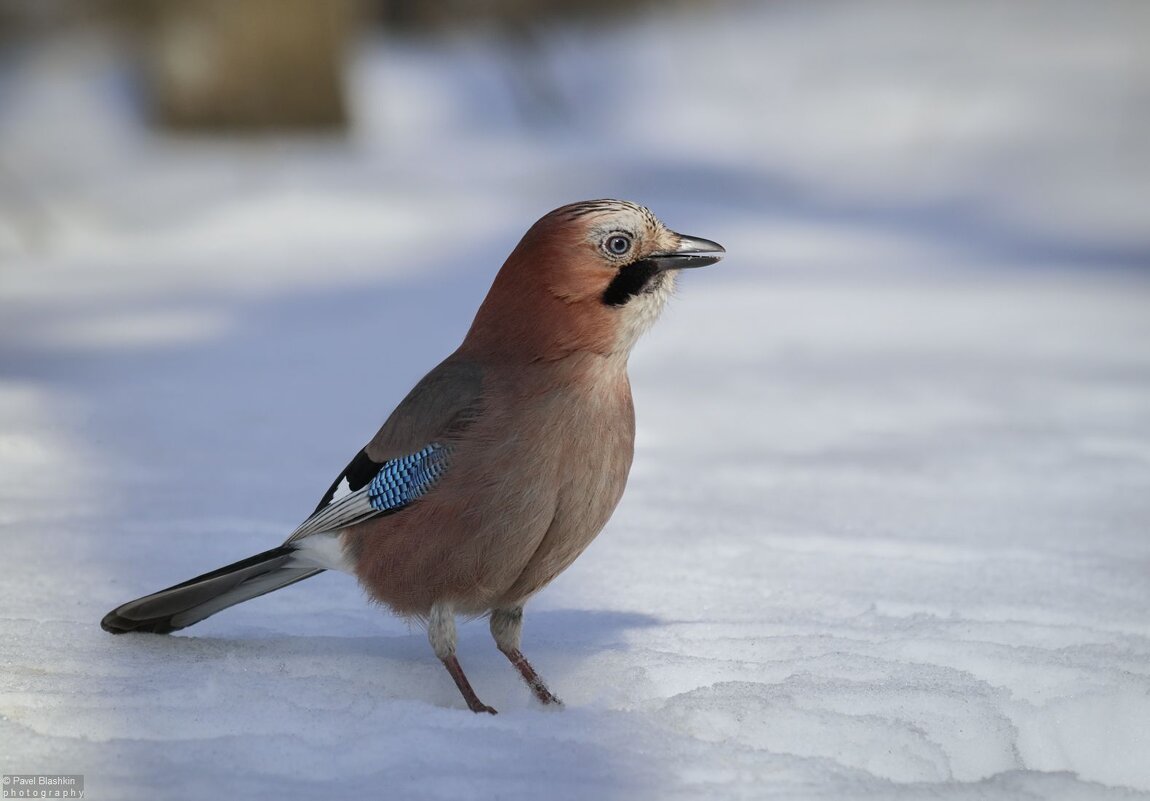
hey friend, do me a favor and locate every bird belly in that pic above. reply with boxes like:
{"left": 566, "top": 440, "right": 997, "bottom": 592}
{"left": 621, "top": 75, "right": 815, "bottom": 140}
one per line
{"left": 346, "top": 369, "right": 634, "bottom": 617}
{"left": 494, "top": 387, "right": 635, "bottom": 608}
{"left": 344, "top": 458, "right": 556, "bottom": 617}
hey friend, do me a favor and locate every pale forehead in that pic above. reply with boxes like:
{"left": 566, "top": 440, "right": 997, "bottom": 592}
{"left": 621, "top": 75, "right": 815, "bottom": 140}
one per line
{"left": 555, "top": 199, "right": 663, "bottom": 231}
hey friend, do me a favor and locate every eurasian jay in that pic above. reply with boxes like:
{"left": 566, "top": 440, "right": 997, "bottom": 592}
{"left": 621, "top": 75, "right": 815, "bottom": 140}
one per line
{"left": 101, "top": 199, "right": 725, "bottom": 713}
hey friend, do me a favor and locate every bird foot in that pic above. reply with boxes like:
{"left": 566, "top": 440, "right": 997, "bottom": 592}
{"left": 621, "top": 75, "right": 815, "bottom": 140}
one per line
{"left": 441, "top": 654, "right": 498, "bottom": 714}
{"left": 503, "top": 647, "right": 562, "bottom": 707}
{"left": 531, "top": 685, "right": 563, "bottom": 707}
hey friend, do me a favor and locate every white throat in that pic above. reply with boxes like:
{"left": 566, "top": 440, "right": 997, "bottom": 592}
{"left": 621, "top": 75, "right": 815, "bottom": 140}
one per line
{"left": 614, "top": 270, "right": 676, "bottom": 353}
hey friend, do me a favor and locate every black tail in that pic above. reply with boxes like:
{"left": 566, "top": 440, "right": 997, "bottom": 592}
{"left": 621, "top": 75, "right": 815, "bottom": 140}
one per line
{"left": 101, "top": 546, "right": 323, "bottom": 634}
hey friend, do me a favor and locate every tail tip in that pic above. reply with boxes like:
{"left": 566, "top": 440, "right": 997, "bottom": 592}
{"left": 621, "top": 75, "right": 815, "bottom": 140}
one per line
{"left": 101, "top": 609, "right": 180, "bottom": 635}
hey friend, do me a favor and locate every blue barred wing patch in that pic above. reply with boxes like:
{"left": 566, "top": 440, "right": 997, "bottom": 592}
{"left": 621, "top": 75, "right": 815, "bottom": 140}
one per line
{"left": 286, "top": 442, "right": 451, "bottom": 542}
{"left": 367, "top": 443, "right": 451, "bottom": 513}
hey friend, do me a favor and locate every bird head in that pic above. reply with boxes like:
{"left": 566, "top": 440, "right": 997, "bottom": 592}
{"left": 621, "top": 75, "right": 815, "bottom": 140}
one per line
{"left": 463, "top": 200, "right": 724, "bottom": 362}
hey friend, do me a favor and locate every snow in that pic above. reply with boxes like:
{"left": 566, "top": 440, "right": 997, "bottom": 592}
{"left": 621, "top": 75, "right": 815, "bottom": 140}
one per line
{"left": 2, "top": 2, "right": 1149, "bottom": 798}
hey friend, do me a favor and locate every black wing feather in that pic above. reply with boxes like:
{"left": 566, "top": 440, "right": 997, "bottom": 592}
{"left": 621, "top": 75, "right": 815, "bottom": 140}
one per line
{"left": 313, "top": 448, "right": 384, "bottom": 514}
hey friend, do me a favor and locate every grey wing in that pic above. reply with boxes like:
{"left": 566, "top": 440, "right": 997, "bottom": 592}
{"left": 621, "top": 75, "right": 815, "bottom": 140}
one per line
{"left": 284, "top": 355, "right": 484, "bottom": 544}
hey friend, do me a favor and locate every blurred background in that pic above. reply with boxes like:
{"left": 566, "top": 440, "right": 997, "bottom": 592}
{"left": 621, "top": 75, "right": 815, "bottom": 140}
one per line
{"left": 2, "top": 0, "right": 1147, "bottom": 461}
{"left": 1, "top": 0, "right": 1146, "bottom": 282}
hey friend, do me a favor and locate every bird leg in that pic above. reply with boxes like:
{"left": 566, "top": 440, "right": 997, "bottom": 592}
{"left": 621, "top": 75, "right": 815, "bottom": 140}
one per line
{"left": 490, "top": 607, "right": 562, "bottom": 706}
{"left": 429, "top": 602, "right": 496, "bottom": 714}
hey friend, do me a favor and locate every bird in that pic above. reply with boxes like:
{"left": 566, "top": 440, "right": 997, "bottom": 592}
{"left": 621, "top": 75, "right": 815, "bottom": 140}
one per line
{"left": 101, "top": 199, "right": 724, "bottom": 713}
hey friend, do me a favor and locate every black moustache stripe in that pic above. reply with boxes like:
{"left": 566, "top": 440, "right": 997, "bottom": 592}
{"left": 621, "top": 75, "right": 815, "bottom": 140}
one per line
{"left": 601, "top": 260, "right": 660, "bottom": 307}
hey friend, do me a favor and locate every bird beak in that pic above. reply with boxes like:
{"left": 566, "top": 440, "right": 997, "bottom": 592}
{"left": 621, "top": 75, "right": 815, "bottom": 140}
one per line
{"left": 647, "top": 233, "right": 726, "bottom": 270}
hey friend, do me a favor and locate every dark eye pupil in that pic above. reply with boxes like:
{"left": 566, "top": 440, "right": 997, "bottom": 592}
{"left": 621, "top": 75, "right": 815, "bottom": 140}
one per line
{"left": 608, "top": 236, "right": 630, "bottom": 254}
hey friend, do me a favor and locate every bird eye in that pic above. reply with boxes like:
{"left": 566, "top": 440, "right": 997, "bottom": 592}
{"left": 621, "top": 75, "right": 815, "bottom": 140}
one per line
{"left": 605, "top": 234, "right": 632, "bottom": 256}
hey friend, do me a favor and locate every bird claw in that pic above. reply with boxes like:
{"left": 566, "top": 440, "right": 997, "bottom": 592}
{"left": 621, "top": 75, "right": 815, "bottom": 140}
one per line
{"left": 533, "top": 688, "right": 562, "bottom": 707}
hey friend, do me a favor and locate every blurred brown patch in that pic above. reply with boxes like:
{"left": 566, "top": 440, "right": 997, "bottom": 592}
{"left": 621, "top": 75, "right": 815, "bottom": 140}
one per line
{"left": 140, "top": 0, "right": 354, "bottom": 131}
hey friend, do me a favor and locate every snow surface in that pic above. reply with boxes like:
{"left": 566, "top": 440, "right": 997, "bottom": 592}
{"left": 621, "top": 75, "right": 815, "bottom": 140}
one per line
{"left": 2, "top": 2, "right": 1149, "bottom": 798}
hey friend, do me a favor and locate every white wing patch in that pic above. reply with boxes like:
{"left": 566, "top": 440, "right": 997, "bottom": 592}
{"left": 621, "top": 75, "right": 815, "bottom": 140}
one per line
{"left": 328, "top": 476, "right": 354, "bottom": 505}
